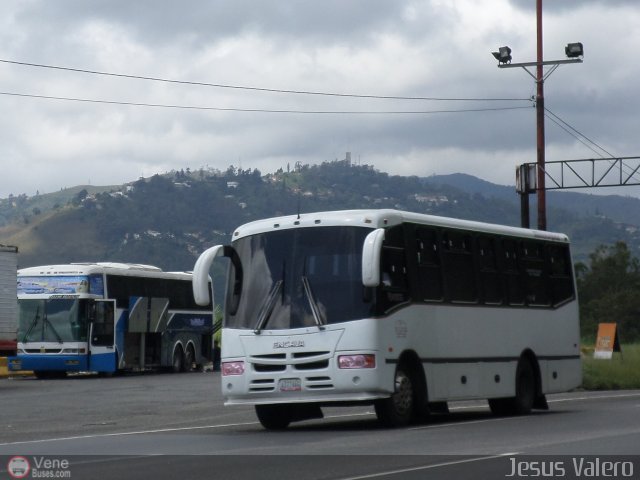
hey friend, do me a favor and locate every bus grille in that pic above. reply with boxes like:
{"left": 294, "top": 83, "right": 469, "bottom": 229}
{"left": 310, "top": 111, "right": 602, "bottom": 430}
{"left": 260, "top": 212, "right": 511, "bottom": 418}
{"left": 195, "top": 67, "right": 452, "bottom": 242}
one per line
{"left": 254, "top": 364, "right": 286, "bottom": 373}
{"left": 24, "top": 348, "right": 63, "bottom": 354}
{"left": 249, "top": 351, "right": 330, "bottom": 373}
{"left": 247, "top": 351, "right": 334, "bottom": 392}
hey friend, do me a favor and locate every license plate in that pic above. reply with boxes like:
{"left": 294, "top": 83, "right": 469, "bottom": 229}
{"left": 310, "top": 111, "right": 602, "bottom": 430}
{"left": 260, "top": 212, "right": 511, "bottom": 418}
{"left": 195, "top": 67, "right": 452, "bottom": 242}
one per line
{"left": 278, "top": 378, "right": 302, "bottom": 392}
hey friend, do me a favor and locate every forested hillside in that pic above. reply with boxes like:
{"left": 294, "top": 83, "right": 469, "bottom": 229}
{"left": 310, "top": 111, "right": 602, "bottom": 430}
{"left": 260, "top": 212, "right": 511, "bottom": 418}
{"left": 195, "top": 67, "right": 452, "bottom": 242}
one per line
{"left": 1, "top": 160, "right": 640, "bottom": 271}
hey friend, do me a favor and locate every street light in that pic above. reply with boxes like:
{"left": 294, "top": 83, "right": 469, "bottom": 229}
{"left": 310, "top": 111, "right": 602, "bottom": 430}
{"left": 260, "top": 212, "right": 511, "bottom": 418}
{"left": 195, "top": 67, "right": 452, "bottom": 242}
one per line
{"left": 492, "top": 41, "right": 583, "bottom": 230}
{"left": 492, "top": 43, "right": 584, "bottom": 70}
{"left": 565, "top": 42, "right": 584, "bottom": 58}
{"left": 492, "top": 46, "right": 512, "bottom": 64}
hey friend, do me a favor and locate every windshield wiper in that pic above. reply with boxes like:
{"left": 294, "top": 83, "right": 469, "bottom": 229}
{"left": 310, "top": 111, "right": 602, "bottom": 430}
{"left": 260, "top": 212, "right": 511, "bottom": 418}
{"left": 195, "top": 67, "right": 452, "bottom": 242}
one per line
{"left": 44, "top": 315, "right": 64, "bottom": 344}
{"left": 22, "top": 306, "right": 41, "bottom": 343}
{"left": 253, "top": 280, "right": 283, "bottom": 334}
{"left": 302, "top": 276, "right": 325, "bottom": 329}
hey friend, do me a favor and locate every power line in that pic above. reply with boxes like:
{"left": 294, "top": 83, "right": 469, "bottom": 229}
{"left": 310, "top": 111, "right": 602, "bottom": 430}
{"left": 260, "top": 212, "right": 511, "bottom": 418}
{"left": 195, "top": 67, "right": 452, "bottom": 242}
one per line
{"left": 0, "top": 90, "right": 534, "bottom": 115}
{"left": 0, "top": 58, "right": 532, "bottom": 103}
{"left": 545, "top": 108, "right": 615, "bottom": 158}
{"left": 544, "top": 112, "right": 606, "bottom": 158}
{"left": 544, "top": 107, "right": 640, "bottom": 184}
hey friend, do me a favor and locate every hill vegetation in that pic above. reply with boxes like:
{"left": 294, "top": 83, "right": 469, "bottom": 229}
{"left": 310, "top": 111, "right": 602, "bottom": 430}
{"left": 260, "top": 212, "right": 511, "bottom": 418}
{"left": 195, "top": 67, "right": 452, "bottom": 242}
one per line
{"left": 3, "top": 160, "right": 640, "bottom": 341}
{"left": 0, "top": 161, "right": 506, "bottom": 269}
{"left": 2, "top": 160, "right": 640, "bottom": 270}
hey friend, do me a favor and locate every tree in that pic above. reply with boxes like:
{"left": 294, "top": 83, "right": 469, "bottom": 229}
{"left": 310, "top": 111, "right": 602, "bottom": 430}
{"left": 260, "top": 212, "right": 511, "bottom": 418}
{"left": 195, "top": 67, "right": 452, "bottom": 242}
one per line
{"left": 576, "top": 242, "right": 640, "bottom": 341}
{"left": 71, "top": 189, "right": 88, "bottom": 206}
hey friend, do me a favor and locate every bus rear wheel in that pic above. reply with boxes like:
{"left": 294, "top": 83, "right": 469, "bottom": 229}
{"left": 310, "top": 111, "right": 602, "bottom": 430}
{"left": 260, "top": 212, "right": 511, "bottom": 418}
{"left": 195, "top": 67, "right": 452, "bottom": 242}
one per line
{"left": 489, "top": 358, "right": 536, "bottom": 416}
{"left": 255, "top": 404, "right": 292, "bottom": 430}
{"left": 374, "top": 367, "right": 414, "bottom": 427}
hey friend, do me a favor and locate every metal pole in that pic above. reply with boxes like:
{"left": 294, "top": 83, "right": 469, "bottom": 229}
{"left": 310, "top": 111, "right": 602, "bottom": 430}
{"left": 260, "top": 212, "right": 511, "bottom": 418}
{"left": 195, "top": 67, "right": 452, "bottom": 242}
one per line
{"left": 520, "top": 192, "right": 530, "bottom": 228}
{"left": 536, "top": 0, "right": 547, "bottom": 230}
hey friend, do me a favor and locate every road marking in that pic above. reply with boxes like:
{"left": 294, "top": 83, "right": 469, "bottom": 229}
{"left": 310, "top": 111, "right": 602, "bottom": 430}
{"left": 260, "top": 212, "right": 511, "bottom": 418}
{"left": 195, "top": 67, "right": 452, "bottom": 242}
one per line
{"left": 408, "top": 416, "right": 513, "bottom": 431}
{"left": 335, "top": 453, "right": 516, "bottom": 480}
{"left": 2, "top": 392, "right": 639, "bottom": 447}
{"left": 0, "top": 413, "right": 377, "bottom": 447}
{"left": 0, "top": 421, "right": 260, "bottom": 446}
{"left": 547, "top": 392, "right": 640, "bottom": 403}
{"left": 444, "top": 392, "right": 640, "bottom": 411}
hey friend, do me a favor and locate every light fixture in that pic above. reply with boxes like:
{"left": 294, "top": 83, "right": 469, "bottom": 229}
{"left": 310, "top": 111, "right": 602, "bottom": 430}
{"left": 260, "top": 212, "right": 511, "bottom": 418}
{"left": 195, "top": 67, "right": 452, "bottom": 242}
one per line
{"left": 492, "top": 46, "right": 512, "bottom": 64}
{"left": 565, "top": 42, "right": 584, "bottom": 58}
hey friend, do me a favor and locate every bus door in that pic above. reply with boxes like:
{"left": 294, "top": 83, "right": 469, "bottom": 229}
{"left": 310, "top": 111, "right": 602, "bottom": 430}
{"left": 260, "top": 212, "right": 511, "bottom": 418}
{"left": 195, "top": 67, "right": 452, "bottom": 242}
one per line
{"left": 89, "top": 299, "right": 117, "bottom": 373}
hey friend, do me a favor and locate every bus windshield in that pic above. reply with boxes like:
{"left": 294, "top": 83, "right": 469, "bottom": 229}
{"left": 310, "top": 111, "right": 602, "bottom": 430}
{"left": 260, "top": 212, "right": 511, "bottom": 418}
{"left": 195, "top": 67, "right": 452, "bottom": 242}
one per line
{"left": 227, "top": 226, "right": 374, "bottom": 330}
{"left": 18, "top": 299, "right": 90, "bottom": 343}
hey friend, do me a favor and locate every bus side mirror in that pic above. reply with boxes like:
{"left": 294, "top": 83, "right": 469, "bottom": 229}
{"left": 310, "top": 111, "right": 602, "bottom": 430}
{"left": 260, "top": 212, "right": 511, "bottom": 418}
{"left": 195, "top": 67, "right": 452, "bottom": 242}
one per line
{"left": 362, "top": 228, "right": 385, "bottom": 287}
{"left": 193, "top": 245, "right": 225, "bottom": 306}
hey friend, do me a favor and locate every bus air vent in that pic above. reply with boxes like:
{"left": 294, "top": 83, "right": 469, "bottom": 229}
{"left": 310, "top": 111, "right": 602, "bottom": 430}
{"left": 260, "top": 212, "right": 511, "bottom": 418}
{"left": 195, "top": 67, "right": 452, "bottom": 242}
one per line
{"left": 294, "top": 360, "right": 329, "bottom": 370}
{"left": 253, "top": 363, "right": 287, "bottom": 372}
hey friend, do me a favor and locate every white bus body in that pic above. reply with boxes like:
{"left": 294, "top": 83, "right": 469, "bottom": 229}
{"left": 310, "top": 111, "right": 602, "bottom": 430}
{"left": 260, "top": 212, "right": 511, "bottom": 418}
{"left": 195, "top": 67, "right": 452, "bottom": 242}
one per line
{"left": 9, "top": 263, "right": 213, "bottom": 377}
{"left": 193, "top": 209, "right": 581, "bottom": 428}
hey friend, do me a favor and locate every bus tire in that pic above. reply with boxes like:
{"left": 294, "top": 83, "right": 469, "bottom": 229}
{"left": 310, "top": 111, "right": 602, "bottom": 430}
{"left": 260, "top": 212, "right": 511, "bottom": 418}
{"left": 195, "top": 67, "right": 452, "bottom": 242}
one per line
{"left": 183, "top": 344, "right": 196, "bottom": 373}
{"left": 374, "top": 367, "right": 414, "bottom": 427}
{"left": 489, "top": 358, "right": 535, "bottom": 416}
{"left": 171, "top": 346, "right": 184, "bottom": 373}
{"left": 512, "top": 358, "right": 536, "bottom": 415}
{"left": 255, "top": 404, "right": 291, "bottom": 430}
{"left": 34, "top": 370, "right": 67, "bottom": 380}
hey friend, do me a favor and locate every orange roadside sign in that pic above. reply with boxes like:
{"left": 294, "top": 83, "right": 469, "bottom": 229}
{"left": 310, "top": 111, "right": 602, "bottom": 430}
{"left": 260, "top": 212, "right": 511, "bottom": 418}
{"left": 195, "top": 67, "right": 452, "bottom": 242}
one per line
{"left": 593, "top": 323, "right": 621, "bottom": 359}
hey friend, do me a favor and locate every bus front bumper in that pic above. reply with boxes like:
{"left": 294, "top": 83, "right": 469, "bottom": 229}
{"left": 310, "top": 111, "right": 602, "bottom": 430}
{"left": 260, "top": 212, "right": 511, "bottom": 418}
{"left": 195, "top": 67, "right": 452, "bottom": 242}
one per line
{"left": 8, "top": 354, "right": 88, "bottom": 372}
{"left": 221, "top": 364, "right": 392, "bottom": 406}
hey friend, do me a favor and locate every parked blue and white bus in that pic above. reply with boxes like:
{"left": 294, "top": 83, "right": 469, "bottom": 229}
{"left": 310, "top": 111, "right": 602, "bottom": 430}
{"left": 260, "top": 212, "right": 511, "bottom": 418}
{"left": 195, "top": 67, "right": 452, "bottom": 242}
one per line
{"left": 9, "top": 263, "right": 213, "bottom": 378}
{"left": 193, "top": 209, "right": 581, "bottom": 429}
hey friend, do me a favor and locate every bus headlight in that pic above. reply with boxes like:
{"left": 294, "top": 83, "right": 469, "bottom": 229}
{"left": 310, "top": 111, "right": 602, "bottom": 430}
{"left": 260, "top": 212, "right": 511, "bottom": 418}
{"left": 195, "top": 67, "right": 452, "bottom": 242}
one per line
{"left": 61, "top": 348, "right": 86, "bottom": 354}
{"left": 221, "top": 361, "right": 245, "bottom": 376}
{"left": 338, "top": 354, "right": 376, "bottom": 369}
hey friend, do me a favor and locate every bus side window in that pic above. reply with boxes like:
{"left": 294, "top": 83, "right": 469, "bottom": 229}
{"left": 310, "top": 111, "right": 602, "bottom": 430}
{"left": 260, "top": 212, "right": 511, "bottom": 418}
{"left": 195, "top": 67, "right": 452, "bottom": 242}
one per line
{"left": 381, "top": 247, "right": 408, "bottom": 292}
{"left": 442, "top": 231, "right": 477, "bottom": 303}
{"left": 521, "top": 241, "right": 551, "bottom": 307}
{"left": 477, "top": 236, "right": 503, "bottom": 305}
{"left": 379, "top": 230, "right": 409, "bottom": 310}
{"left": 501, "top": 239, "right": 525, "bottom": 305}
{"left": 548, "top": 244, "right": 575, "bottom": 306}
{"left": 91, "top": 301, "right": 115, "bottom": 347}
{"left": 416, "top": 227, "right": 443, "bottom": 301}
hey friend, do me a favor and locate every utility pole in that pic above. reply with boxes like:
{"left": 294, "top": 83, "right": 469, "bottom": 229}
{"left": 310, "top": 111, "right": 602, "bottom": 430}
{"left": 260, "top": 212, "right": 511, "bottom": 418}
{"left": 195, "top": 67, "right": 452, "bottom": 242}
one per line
{"left": 492, "top": 0, "right": 583, "bottom": 230}
{"left": 535, "top": 0, "right": 546, "bottom": 230}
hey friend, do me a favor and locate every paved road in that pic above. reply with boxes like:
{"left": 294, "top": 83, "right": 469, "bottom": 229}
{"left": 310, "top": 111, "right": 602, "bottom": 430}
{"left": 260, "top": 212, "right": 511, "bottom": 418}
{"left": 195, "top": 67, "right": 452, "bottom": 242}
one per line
{"left": 1, "top": 373, "right": 640, "bottom": 479}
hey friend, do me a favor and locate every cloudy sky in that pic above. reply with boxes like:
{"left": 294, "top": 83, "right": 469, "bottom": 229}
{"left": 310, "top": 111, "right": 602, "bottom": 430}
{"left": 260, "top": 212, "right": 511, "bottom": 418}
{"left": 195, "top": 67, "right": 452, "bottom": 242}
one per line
{"left": 0, "top": 0, "right": 637, "bottom": 198}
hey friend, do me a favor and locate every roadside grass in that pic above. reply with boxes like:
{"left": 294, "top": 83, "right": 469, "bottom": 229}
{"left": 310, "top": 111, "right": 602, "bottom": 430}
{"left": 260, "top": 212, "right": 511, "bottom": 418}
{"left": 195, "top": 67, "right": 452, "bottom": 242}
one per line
{"left": 581, "top": 343, "right": 640, "bottom": 390}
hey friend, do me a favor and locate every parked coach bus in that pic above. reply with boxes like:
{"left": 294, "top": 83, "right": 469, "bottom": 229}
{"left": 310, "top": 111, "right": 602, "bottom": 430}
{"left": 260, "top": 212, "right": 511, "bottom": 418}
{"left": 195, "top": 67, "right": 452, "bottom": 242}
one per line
{"left": 192, "top": 209, "right": 581, "bottom": 429}
{"left": 9, "top": 263, "right": 213, "bottom": 378}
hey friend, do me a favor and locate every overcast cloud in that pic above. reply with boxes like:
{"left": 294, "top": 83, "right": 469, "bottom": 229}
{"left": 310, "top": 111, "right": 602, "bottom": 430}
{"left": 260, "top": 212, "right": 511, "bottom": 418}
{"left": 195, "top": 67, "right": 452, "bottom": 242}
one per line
{"left": 0, "top": 0, "right": 637, "bottom": 197}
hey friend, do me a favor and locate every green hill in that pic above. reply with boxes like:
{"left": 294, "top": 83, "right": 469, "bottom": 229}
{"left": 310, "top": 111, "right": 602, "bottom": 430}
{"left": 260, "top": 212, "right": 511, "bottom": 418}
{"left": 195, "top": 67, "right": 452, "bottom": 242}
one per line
{"left": 1, "top": 161, "right": 639, "bottom": 271}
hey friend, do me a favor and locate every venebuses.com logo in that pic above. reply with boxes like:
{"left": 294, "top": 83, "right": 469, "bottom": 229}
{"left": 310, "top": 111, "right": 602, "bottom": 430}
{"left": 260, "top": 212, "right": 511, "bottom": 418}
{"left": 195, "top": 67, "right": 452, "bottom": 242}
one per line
{"left": 7, "top": 456, "right": 30, "bottom": 479}
{"left": 7, "top": 456, "right": 71, "bottom": 478}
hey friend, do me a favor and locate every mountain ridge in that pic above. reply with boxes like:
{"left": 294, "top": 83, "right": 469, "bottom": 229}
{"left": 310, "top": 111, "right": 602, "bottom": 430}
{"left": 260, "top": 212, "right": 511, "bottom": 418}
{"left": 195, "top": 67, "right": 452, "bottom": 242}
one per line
{"left": 1, "top": 162, "right": 638, "bottom": 270}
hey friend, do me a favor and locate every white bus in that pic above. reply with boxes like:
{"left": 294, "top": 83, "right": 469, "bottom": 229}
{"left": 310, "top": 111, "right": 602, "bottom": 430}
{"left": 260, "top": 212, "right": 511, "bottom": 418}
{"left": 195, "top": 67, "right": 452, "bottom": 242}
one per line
{"left": 192, "top": 209, "right": 581, "bottom": 429}
{"left": 9, "top": 263, "right": 214, "bottom": 378}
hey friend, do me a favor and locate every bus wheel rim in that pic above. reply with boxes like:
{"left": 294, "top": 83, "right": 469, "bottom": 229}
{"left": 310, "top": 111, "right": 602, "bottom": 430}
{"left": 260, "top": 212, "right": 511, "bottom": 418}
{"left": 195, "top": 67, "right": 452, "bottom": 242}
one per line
{"left": 393, "top": 372, "right": 412, "bottom": 414}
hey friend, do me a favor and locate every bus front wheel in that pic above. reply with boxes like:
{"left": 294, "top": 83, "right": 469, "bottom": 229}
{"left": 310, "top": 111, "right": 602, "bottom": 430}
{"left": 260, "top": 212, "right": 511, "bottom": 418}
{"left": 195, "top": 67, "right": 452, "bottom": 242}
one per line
{"left": 255, "top": 404, "right": 291, "bottom": 430}
{"left": 183, "top": 344, "right": 196, "bottom": 372}
{"left": 171, "top": 346, "right": 184, "bottom": 373}
{"left": 374, "top": 367, "right": 414, "bottom": 427}
{"left": 33, "top": 370, "right": 67, "bottom": 380}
